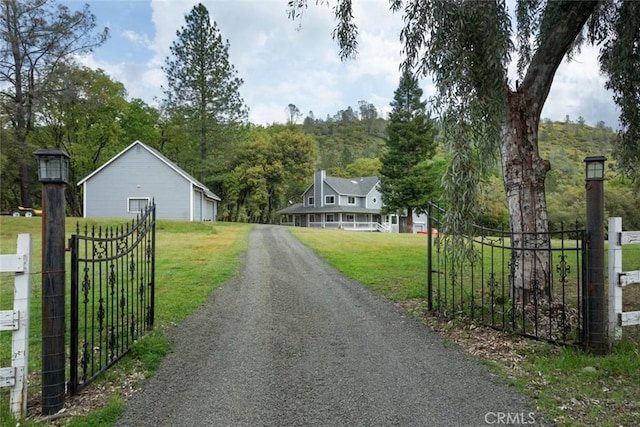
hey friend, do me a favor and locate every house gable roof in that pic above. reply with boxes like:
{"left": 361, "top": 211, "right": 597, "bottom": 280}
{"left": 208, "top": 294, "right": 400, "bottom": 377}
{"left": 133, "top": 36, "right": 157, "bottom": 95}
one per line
{"left": 325, "top": 175, "right": 379, "bottom": 196}
{"left": 77, "top": 140, "right": 221, "bottom": 201}
{"left": 278, "top": 172, "right": 381, "bottom": 216}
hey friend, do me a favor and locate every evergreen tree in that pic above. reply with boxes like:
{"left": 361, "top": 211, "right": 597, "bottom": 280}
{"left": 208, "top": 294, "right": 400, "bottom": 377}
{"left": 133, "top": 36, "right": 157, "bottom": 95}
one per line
{"left": 162, "top": 2, "right": 248, "bottom": 182}
{"left": 380, "top": 70, "right": 437, "bottom": 233}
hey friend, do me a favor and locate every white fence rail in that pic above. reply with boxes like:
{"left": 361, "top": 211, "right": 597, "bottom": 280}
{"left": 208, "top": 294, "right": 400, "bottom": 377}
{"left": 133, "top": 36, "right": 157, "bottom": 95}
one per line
{"left": 608, "top": 217, "right": 640, "bottom": 344}
{"left": 0, "top": 234, "right": 32, "bottom": 419}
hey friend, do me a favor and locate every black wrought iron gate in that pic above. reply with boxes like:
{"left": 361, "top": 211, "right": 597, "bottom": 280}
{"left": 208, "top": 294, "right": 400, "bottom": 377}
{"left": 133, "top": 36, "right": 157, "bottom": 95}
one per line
{"left": 69, "top": 204, "right": 156, "bottom": 394}
{"left": 426, "top": 202, "right": 586, "bottom": 346}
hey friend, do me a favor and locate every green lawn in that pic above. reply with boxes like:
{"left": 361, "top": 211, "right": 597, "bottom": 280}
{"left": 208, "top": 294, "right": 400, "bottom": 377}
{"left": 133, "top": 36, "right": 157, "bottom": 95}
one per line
{"left": 290, "top": 228, "right": 428, "bottom": 301}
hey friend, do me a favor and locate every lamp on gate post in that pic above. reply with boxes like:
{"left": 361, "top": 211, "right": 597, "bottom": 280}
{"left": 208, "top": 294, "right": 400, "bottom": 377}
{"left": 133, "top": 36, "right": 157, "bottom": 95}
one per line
{"left": 34, "top": 149, "right": 69, "bottom": 414}
{"left": 584, "top": 155, "right": 607, "bottom": 355}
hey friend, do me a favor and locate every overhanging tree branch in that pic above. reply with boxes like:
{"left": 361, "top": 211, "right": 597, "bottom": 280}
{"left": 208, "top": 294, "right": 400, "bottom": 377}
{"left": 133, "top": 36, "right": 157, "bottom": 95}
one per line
{"left": 521, "top": 1, "right": 599, "bottom": 118}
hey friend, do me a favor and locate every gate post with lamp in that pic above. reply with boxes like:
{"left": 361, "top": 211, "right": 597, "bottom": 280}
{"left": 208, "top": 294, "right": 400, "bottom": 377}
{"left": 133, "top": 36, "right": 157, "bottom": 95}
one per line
{"left": 34, "top": 149, "right": 69, "bottom": 415}
{"left": 583, "top": 155, "right": 607, "bottom": 354}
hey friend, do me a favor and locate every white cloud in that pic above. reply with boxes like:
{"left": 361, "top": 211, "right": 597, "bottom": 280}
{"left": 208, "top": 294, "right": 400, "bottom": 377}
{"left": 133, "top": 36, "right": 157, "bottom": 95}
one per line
{"left": 542, "top": 45, "right": 618, "bottom": 128}
{"left": 66, "top": 0, "right": 619, "bottom": 128}
{"left": 122, "top": 30, "right": 151, "bottom": 48}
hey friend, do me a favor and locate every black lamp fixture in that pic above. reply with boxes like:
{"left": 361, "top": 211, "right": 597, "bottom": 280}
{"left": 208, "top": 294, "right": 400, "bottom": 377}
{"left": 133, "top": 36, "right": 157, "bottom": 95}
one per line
{"left": 34, "top": 148, "right": 70, "bottom": 184}
{"left": 584, "top": 155, "right": 607, "bottom": 181}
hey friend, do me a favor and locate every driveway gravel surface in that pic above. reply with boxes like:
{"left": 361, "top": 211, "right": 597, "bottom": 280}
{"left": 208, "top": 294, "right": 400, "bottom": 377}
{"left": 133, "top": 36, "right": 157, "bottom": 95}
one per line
{"left": 116, "top": 225, "right": 539, "bottom": 426}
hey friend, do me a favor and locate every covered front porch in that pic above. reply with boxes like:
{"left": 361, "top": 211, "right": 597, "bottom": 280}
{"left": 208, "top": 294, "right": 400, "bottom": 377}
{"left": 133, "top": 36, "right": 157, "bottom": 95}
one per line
{"left": 280, "top": 212, "right": 389, "bottom": 232}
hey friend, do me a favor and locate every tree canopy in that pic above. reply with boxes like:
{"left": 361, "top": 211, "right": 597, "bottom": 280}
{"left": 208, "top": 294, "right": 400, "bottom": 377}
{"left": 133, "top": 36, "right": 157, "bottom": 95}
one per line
{"left": 222, "top": 126, "right": 316, "bottom": 223}
{"left": 0, "top": 0, "right": 108, "bottom": 208}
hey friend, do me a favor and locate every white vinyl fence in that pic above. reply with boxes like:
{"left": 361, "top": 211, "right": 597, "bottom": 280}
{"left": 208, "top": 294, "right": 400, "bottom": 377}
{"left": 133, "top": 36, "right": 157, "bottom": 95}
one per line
{"left": 0, "top": 234, "right": 32, "bottom": 419}
{"left": 608, "top": 217, "right": 640, "bottom": 344}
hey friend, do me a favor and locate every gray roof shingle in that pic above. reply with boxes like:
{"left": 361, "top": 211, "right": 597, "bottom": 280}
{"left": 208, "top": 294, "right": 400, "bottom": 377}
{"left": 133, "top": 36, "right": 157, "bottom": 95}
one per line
{"left": 325, "top": 175, "right": 379, "bottom": 196}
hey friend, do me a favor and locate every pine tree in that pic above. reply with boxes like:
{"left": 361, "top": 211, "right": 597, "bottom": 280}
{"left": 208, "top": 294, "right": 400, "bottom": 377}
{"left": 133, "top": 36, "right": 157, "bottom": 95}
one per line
{"left": 380, "top": 70, "right": 437, "bottom": 233}
{"left": 162, "top": 3, "right": 248, "bottom": 179}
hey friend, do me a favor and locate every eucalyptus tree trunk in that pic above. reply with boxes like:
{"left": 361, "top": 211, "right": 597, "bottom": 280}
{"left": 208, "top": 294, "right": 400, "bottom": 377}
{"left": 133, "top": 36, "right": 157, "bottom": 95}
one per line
{"left": 501, "top": 91, "right": 551, "bottom": 304}
{"left": 500, "top": 1, "right": 598, "bottom": 305}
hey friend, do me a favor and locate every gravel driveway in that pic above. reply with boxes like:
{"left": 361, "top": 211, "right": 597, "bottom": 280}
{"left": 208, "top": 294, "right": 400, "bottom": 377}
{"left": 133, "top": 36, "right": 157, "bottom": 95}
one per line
{"left": 116, "top": 225, "right": 538, "bottom": 426}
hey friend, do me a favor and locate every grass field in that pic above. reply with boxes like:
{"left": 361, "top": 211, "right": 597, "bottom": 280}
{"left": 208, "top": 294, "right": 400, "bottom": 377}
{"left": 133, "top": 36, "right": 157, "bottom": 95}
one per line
{"left": 1, "top": 220, "right": 639, "bottom": 426}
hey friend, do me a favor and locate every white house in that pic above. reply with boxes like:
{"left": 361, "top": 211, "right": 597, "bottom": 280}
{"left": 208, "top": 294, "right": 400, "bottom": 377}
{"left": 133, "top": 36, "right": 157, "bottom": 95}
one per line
{"left": 77, "top": 140, "right": 220, "bottom": 221}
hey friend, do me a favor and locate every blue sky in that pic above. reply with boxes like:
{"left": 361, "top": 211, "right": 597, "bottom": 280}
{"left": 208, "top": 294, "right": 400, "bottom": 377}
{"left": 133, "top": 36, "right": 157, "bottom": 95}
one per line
{"left": 64, "top": 0, "right": 620, "bottom": 128}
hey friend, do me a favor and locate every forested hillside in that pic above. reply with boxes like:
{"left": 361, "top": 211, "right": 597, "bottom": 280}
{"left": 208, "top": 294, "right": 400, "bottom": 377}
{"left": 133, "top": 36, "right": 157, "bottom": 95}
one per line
{"left": 541, "top": 118, "right": 639, "bottom": 230}
{"left": 297, "top": 111, "right": 639, "bottom": 230}
{"left": 300, "top": 102, "right": 387, "bottom": 174}
{"left": 473, "top": 117, "right": 638, "bottom": 230}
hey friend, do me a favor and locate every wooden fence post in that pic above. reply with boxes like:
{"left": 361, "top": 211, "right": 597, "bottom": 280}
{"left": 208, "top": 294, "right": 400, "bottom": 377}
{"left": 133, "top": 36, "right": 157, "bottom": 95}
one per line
{"left": 0, "top": 233, "right": 32, "bottom": 419}
{"left": 608, "top": 217, "right": 640, "bottom": 345}
{"left": 608, "top": 217, "right": 623, "bottom": 345}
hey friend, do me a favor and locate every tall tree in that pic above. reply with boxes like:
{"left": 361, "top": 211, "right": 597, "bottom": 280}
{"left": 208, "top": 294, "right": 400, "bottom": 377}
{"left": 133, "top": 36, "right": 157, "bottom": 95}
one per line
{"left": 358, "top": 100, "right": 383, "bottom": 136}
{"left": 289, "top": 0, "right": 639, "bottom": 303}
{"left": 0, "top": 0, "right": 108, "bottom": 208}
{"left": 162, "top": 2, "right": 248, "bottom": 182}
{"left": 286, "top": 103, "right": 302, "bottom": 124}
{"left": 379, "top": 70, "right": 437, "bottom": 233}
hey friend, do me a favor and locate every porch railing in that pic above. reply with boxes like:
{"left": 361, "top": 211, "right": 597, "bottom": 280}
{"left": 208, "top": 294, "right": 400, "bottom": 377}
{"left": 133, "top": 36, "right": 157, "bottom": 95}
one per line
{"left": 308, "top": 221, "right": 380, "bottom": 231}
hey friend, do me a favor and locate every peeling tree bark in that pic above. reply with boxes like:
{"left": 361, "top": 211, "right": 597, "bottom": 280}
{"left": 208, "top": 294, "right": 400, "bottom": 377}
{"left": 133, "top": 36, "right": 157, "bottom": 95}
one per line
{"left": 501, "top": 1, "right": 598, "bottom": 305}
{"left": 502, "top": 91, "right": 551, "bottom": 304}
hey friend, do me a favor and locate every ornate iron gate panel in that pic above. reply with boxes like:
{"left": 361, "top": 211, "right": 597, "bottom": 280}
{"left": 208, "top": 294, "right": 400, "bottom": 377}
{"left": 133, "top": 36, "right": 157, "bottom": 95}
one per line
{"left": 426, "top": 202, "right": 585, "bottom": 346}
{"left": 69, "top": 204, "right": 156, "bottom": 394}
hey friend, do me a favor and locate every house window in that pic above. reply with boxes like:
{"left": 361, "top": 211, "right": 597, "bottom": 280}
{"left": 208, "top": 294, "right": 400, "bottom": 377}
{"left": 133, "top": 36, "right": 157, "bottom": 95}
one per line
{"left": 325, "top": 195, "right": 335, "bottom": 204}
{"left": 346, "top": 214, "right": 355, "bottom": 222}
{"left": 128, "top": 197, "right": 150, "bottom": 213}
{"left": 309, "top": 214, "right": 316, "bottom": 222}
{"left": 308, "top": 196, "right": 314, "bottom": 205}
{"left": 373, "top": 197, "right": 377, "bottom": 204}
{"left": 348, "top": 196, "right": 356, "bottom": 205}
{"left": 326, "top": 214, "right": 335, "bottom": 222}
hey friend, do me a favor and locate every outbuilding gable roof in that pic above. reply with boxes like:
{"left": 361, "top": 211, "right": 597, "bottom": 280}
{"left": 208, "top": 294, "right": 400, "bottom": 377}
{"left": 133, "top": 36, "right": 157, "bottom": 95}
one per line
{"left": 77, "top": 140, "right": 221, "bottom": 201}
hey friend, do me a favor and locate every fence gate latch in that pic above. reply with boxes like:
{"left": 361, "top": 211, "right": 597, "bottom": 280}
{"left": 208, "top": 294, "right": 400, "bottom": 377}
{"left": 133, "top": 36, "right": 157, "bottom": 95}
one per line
{"left": 0, "top": 367, "right": 16, "bottom": 388}
{"left": 0, "top": 310, "right": 19, "bottom": 331}
{"left": 617, "top": 273, "right": 626, "bottom": 288}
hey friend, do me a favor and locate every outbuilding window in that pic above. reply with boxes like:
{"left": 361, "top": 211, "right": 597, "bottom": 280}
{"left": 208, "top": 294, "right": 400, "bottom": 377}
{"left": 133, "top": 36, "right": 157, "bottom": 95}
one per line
{"left": 128, "top": 197, "right": 150, "bottom": 213}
